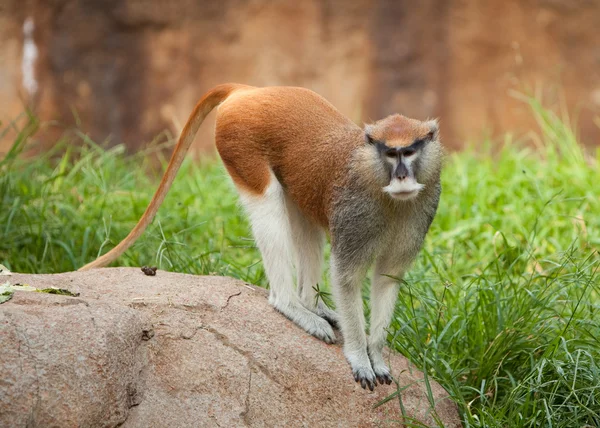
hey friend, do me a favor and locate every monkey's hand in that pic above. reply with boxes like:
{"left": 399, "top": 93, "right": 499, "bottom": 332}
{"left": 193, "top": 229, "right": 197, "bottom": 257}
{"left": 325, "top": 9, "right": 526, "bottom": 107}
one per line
{"left": 346, "top": 349, "right": 377, "bottom": 391}
{"left": 372, "top": 364, "right": 393, "bottom": 386}
{"left": 368, "top": 347, "right": 393, "bottom": 385}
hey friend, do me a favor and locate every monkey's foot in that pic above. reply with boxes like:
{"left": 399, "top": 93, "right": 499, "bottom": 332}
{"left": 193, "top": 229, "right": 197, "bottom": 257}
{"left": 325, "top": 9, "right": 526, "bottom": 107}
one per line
{"left": 304, "top": 315, "right": 337, "bottom": 344}
{"left": 274, "top": 302, "right": 336, "bottom": 344}
{"left": 346, "top": 350, "right": 377, "bottom": 391}
{"left": 315, "top": 302, "right": 339, "bottom": 329}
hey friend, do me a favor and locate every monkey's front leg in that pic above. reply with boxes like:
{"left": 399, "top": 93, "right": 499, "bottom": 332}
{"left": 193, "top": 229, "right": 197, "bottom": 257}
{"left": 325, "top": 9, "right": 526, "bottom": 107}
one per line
{"left": 330, "top": 255, "right": 376, "bottom": 390}
{"left": 367, "top": 260, "right": 402, "bottom": 385}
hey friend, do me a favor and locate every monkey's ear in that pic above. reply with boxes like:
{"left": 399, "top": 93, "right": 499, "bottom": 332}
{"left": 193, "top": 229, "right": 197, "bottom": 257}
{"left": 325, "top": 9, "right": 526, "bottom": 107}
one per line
{"left": 425, "top": 119, "right": 439, "bottom": 141}
{"left": 364, "top": 124, "right": 377, "bottom": 145}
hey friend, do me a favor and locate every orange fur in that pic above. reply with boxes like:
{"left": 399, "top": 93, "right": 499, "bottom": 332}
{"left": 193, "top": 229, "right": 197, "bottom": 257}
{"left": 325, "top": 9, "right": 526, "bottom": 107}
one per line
{"left": 365, "top": 114, "right": 435, "bottom": 147}
{"left": 215, "top": 86, "right": 363, "bottom": 226}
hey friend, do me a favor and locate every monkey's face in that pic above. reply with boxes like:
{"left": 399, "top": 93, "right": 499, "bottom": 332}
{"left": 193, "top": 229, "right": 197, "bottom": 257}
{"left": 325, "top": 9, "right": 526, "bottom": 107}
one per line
{"left": 379, "top": 145, "right": 425, "bottom": 200}
{"left": 364, "top": 115, "right": 442, "bottom": 201}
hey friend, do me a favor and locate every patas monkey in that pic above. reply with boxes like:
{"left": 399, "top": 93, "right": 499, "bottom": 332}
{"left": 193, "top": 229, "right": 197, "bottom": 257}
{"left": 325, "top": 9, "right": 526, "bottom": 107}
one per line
{"left": 80, "top": 84, "right": 443, "bottom": 390}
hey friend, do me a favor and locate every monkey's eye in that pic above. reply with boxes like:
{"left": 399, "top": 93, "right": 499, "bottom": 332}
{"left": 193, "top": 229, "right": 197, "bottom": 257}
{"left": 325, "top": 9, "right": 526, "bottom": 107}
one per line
{"left": 403, "top": 149, "right": 416, "bottom": 157}
{"left": 385, "top": 150, "right": 397, "bottom": 158}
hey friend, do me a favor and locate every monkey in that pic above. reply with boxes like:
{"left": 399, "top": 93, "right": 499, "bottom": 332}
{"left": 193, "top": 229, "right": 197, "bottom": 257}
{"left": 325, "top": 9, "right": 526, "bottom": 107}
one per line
{"left": 79, "top": 83, "right": 443, "bottom": 391}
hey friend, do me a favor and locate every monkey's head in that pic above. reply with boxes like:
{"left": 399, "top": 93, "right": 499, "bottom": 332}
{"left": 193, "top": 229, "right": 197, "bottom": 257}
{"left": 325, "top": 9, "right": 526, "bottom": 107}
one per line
{"left": 364, "top": 114, "right": 442, "bottom": 201}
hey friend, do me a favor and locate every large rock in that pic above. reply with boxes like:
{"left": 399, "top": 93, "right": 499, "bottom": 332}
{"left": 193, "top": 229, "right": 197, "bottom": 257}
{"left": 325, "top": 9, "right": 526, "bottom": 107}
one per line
{"left": 0, "top": 268, "right": 461, "bottom": 427}
{"left": 1, "top": 294, "right": 149, "bottom": 427}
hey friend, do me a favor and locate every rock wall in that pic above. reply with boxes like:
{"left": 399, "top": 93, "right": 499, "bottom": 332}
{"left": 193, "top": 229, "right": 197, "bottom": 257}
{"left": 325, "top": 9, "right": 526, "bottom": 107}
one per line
{"left": 1, "top": 0, "right": 599, "bottom": 153}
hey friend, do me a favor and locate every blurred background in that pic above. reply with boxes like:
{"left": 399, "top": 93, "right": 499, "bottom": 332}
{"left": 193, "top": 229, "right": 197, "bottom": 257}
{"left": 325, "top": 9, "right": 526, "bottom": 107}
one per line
{"left": 1, "top": 0, "right": 599, "bottom": 153}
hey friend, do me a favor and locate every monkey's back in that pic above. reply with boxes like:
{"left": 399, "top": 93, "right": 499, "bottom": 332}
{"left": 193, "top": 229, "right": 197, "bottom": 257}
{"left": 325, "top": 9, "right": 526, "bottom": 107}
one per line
{"left": 215, "top": 86, "right": 364, "bottom": 227}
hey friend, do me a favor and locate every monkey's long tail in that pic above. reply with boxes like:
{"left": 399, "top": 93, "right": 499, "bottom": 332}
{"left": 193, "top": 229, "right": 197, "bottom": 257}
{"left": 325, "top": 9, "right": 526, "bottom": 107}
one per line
{"left": 79, "top": 83, "right": 250, "bottom": 271}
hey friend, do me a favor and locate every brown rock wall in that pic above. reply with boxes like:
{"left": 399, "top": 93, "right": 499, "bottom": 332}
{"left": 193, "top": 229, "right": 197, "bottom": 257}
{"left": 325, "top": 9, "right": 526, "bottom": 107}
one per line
{"left": 0, "top": 0, "right": 599, "bottom": 154}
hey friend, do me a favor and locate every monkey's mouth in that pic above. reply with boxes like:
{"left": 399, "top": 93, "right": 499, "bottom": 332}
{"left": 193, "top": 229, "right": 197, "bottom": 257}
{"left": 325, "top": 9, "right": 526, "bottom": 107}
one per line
{"left": 388, "top": 190, "right": 420, "bottom": 200}
{"left": 383, "top": 179, "right": 424, "bottom": 201}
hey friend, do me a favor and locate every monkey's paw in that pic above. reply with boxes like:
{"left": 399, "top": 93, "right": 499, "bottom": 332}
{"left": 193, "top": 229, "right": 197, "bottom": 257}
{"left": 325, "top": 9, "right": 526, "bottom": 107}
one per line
{"left": 274, "top": 302, "right": 336, "bottom": 344}
{"left": 315, "top": 302, "right": 339, "bottom": 329}
{"left": 368, "top": 347, "right": 394, "bottom": 385}
{"left": 353, "top": 366, "right": 377, "bottom": 391}
{"left": 305, "top": 315, "right": 337, "bottom": 344}
{"left": 346, "top": 351, "right": 377, "bottom": 391}
{"left": 373, "top": 365, "right": 393, "bottom": 385}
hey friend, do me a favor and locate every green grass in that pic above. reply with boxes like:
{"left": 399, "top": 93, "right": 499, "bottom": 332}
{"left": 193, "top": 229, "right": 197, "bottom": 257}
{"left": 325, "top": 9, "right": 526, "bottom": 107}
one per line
{"left": 1, "top": 102, "right": 599, "bottom": 427}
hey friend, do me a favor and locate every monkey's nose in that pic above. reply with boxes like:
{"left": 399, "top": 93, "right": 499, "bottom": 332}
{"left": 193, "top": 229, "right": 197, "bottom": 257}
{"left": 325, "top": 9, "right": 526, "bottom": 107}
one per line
{"left": 394, "top": 162, "right": 409, "bottom": 180}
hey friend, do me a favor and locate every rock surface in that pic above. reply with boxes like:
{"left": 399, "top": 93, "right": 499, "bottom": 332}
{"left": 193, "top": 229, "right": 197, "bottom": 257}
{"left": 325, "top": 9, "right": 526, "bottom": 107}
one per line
{"left": 1, "top": 1, "right": 600, "bottom": 152}
{"left": 0, "top": 268, "right": 461, "bottom": 427}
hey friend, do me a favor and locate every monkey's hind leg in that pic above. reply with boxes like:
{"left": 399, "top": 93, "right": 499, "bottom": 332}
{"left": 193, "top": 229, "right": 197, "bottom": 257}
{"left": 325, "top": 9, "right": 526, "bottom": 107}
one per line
{"left": 285, "top": 195, "right": 339, "bottom": 328}
{"left": 239, "top": 176, "right": 336, "bottom": 344}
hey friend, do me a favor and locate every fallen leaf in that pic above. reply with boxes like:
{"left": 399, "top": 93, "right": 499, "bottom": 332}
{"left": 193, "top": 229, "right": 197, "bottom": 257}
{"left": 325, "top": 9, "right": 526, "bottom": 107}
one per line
{"left": 0, "top": 264, "right": 12, "bottom": 276}
{"left": 0, "top": 281, "right": 14, "bottom": 304}
{"left": 38, "top": 287, "right": 80, "bottom": 297}
{"left": 12, "top": 283, "right": 38, "bottom": 292}
{"left": 0, "top": 282, "right": 80, "bottom": 298}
